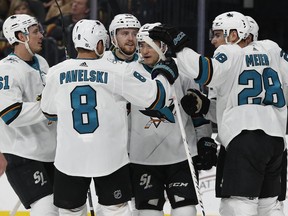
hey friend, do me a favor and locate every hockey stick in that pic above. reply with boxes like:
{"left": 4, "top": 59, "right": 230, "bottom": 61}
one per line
{"left": 87, "top": 188, "right": 95, "bottom": 216}
{"left": 9, "top": 199, "right": 21, "bottom": 216}
{"left": 171, "top": 87, "right": 206, "bottom": 216}
{"left": 54, "top": 0, "right": 69, "bottom": 59}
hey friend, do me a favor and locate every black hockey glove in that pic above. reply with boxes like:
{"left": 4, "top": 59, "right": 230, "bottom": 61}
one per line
{"left": 180, "top": 89, "right": 210, "bottom": 116}
{"left": 193, "top": 137, "right": 218, "bottom": 170}
{"left": 151, "top": 57, "right": 178, "bottom": 84}
{"left": 148, "top": 24, "right": 191, "bottom": 53}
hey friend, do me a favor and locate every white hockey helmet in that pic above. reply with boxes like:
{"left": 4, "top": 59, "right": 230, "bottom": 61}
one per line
{"left": 212, "top": 11, "right": 250, "bottom": 44}
{"left": 137, "top": 22, "right": 167, "bottom": 61}
{"left": 3, "top": 14, "right": 38, "bottom": 45}
{"left": 72, "top": 19, "right": 108, "bottom": 57}
{"left": 246, "top": 16, "right": 259, "bottom": 41}
{"left": 109, "top": 14, "right": 141, "bottom": 38}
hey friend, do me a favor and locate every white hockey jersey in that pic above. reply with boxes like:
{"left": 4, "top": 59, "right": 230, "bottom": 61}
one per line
{"left": 128, "top": 62, "right": 199, "bottom": 165}
{"left": 0, "top": 54, "right": 57, "bottom": 162}
{"left": 176, "top": 41, "right": 288, "bottom": 148}
{"left": 40, "top": 57, "right": 172, "bottom": 177}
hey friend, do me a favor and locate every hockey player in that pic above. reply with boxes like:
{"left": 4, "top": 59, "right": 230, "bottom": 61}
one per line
{"left": 40, "top": 19, "right": 179, "bottom": 216}
{"left": 104, "top": 14, "right": 141, "bottom": 215}
{"left": 246, "top": 15, "right": 287, "bottom": 211}
{"left": 245, "top": 16, "right": 259, "bottom": 44}
{"left": 128, "top": 22, "right": 216, "bottom": 216}
{"left": 107, "top": 13, "right": 141, "bottom": 62}
{"left": 148, "top": 11, "right": 288, "bottom": 216}
{"left": 183, "top": 13, "right": 288, "bottom": 216}
{"left": 129, "top": 23, "right": 217, "bottom": 216}
{"left": 0, "top": 15, "right": 58, "bottom": 215}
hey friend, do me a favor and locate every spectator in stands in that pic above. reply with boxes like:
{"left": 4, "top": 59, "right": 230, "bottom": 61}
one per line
{"left": 0, "top": 0, "right": 10, "bottom": 21}
{"left": 8, "top": 0, "right": 34, "bottom": 17}
{"left": 45, "top": 0, "right": 90, "bottom": 59}
{"left": 45, "top": 0, "right": 72, "bottom": 22}
{"left": 41, "top": 0, "right": 56, "bottom": 12}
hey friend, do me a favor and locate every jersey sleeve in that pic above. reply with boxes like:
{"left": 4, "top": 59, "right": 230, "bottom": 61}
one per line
{"left": 120, "top": 63, "right": 172, "bottom": 110}
{"left": 40, "top": 69, "right": 58, "bottom": 121}
{"left": 176, "top": 45, "right": 243, "bottom": 88}
{"left": 278, "top": 45, "right": 288, "bottom": 87}
{"left": 0, "top": 64, "right": 46, "bottom": 127}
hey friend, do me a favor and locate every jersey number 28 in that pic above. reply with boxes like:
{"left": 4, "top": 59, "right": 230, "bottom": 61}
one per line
{"left": 238, "top": 68, "right": 285, "bottom": 108}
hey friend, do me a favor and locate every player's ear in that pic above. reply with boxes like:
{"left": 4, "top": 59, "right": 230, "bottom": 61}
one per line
{"left": 16, "top": 32, "right": 26, "bottom": 43}
{"left": 96, "top": 40, "right": 104, "bottom": 57}
{"left": 229, "top": 30, "right": 239, "bottom": 43}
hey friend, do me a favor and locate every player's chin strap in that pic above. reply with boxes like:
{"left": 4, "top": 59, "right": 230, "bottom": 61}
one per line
{"left": 17, "top": 35, "right": 34, "bottom": 56}
{"left": 224, "top": 33, "right": 242, "bottom": 45}
{"left": 95, "top": 47, "right": 105, "bottom": 58}
{"left": 144, "top": 36, "right": 167, "bottom": 61}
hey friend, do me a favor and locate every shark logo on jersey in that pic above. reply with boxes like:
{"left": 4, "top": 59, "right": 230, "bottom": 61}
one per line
{"left": 227, "top": 13, "right": 233, "bottom": 17}
{"left": 140, "top": 99, "right": 175, "bottom": 129}
{"left": 5, "top": 57, "right": 19, "bottom": 64}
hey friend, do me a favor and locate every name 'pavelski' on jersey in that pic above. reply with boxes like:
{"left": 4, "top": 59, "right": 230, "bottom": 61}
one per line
{"left": 59, "top": 69, "right": 108, "bottom": 84}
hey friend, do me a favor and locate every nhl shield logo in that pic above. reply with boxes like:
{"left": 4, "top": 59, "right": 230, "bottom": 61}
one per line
{"left": 114, "top": 190, "right": 122, "bottom": 199}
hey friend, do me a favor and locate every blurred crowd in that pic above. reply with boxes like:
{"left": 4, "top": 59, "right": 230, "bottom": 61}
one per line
{"left": 0, "top": 0, "right": 92, "bottom": 64}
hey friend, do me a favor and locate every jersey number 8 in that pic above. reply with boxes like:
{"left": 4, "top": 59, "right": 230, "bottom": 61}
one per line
{"left": 71, "top": 85, "right": 99, "bottom": 134}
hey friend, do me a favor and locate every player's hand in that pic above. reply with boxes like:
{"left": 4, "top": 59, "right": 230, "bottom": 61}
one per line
{"left": 181, "top": 89, "right": 210, "bottom": 115}
{"left": 148, "top": 24, "right": 191, "bottom": 53}
{"left": 193, "top": 137, "right": 217, "bottom": 170}
{"left": 0, "top": 153, "right": 7, "bottom": 176}
{"left": 151, "top": 57, "right": 178, "bottom": 84}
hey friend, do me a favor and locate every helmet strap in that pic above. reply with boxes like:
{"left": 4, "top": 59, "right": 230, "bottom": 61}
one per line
{"left": 19, "top": 33, "right": 34, "bottom": 56}
{"left": 143, "top": 37, "right": 166, "bottom": 61}
{"left": 95, "top": 40, "right": 105, "bottom": 58}
{"left": 24, "top": 40, "right": 34, "bottom": 56}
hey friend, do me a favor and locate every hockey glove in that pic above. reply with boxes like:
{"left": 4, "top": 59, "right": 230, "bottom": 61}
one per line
{"left": 194, "top": 137, "right": 217, "bottom": 170}
{"left": 151, "top": 57, "right": 178, "bottom": 84}
{"left": 148, "top": 24, "right": 191, "bottom": 53}
{"left": 180, "top": 89, "right": 210, "bottom": 116}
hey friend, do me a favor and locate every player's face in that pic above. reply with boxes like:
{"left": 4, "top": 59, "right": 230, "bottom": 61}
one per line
{"left": 211, "top": 30, "right": 226, "bottom": 48}
{"left": 139, "top": 41, "right": 160, "bottom": 67}
{"left": 115, "top": 28, "right": 138, "bottom": 56}
{"left": 27, "top": 25, "right": 44, "bottom": 53}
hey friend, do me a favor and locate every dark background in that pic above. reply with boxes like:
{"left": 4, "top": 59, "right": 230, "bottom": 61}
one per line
{"left": 1, "top": 0, "right": 287, "bottom": 65}
{"left": 97, "top": 0, "right": 288, "bottom": 57}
